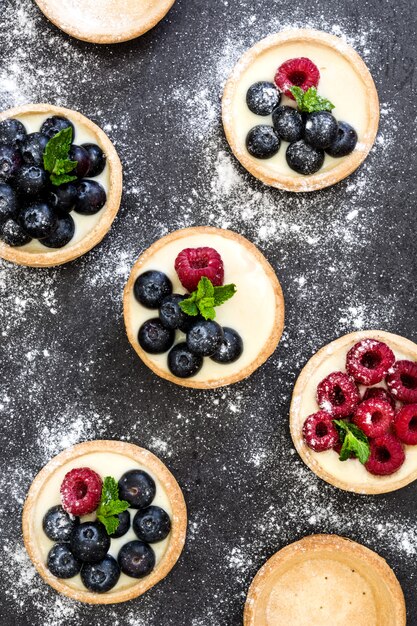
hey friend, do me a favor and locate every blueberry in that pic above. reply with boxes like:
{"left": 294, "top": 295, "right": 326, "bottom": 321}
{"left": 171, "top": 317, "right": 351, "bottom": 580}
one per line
{"left": 286, "top": 140, "right": 324, "bottom": 175}
{"left": 41, "top": 214, "right": 75, "bottom": 248}
{"left": 304, "top": 111, "right": 338, "bottom": 149}
{"left": 133, "top": 506, "right": 171, "bottom": 543}
{"left": 0, "top": 218, "right": 31, "bottom": 246}
{"left": 210, "top": 327, "right": 243, "bottom": 364}
{"left": 81, "top": 555, "right": 120, "bottom": 593}
{"left": 272, "top": 106, "right": 304, "bottom": 143}
{"left": 186, "top": 319, "right": 223, "bottom": 356}
{"left": 82, "top": 143, "right": 106, "bottom": 177}
{"left": 168, "top": 342, "right": 203, "bottom": 378}
{"left": 0, "top": 183, "right": 17, "bottom": 223}
{"left": 68, "top": 145, "right": 90, "bottom": 178}
{"left": 138, "top": 318, "right": 175, "bottom": 354}
{"left": 47, "top": 543, "right": 81, "bottom": 579}
{"left": 246, "top": 125, "right": 280, "bottom": 159}
{"left": 109, "top": 510, "right": 130, "bottom": 539}
{"left": 48, "top": 182, "right": 77, "bottom": 213}
{"left": 326, "top": 121, "right": 358, "bottom": 157}
{"left": 42, "top": 505, "right": 79, "bottom": 542}
{"left": 159, "top": 294, "right": 189, "bottom": 330}
{"left": 15, "top": 165, "right": 48, "bottom": 196}
{"left": 0, "top": 118, "right": 27, "bottom": 148}
{"left": 74, "top": 180, "right": 106, "bottom": 215}
{"left": 21, "top": 132, "right": 48, "bottom": 166}
{"left": 118, "top": 541, "right": 155, "bottom": 579}
{"left": 0, "top": 145, "right": 22, "bottom": 182}
{"left": 134, "top": 270, "right": 172, "bottom": 309}
{"left": 41, "top": 116, "right": 74, "bottom": 140}
{"left": 246, "top": 82, "right": 281, "bottom": 116}
{"left": 70, "top": 521, "right": 110, "bottom": 564}
{"left": 19, "top": 202, "right": 57, "bottom": 239}
{"left": 118, "top": 470, "right": 156, "bottom": 509}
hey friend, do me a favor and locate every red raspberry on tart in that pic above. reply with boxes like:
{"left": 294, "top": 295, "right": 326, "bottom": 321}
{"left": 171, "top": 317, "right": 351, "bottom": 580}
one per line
{"left": 386, "top": 360, "right": 417, "bottom": 403}
{"left": 60, "top": 467, "right": 102, "bottom": 516}
{"left": 362, "top": 386, "right": 396, "bottom": 410}
{"left": 365, "top": 434, "right": 405, "bottom": 476}
{"left": 316, "top": 371, "right": 360, "bottom": 418}
{"left": 274, "top": 57, "right": 320, "bottom": 99}
{"left": 174, "top": 246, "right": 224, "bottom": 293}
{"left": 393, "top": 404, "right": 417, "bottom": 445}
{"left": 302, "top": 411, "right": 338, "bottom": 452}
{"left": 346, "top": 338, "right": 395, "bottom": 385}
{"left": 352, "top": 397, "right": 394, "bottom": 438}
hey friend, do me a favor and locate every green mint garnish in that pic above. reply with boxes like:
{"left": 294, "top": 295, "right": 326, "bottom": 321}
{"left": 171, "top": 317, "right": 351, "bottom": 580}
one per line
{"left": 96, "top": 476, "right": 130, "bottom": 536}
{"left": 333, "top": 420, "right": 370, "bottom": 465}
{"left": 179, "top": 276, "right": 237, "bottom": 320}
{"left": 43, "top": 126, "right": 77, "bottom": 186}
{"left": 290, "top": 86, "right": 335, "bottom": 113}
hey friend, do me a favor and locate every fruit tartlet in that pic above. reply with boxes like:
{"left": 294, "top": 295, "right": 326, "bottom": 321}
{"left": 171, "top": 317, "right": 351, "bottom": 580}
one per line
{"left": 22, "top": 441, "right": 187, "bottom": 604}
{"left": 290, "top": 330, "right": 417, "bottom": 493}
{"left": 0, "top": 104, "right": 122, "bottom": 267}
{"left": 244, "top": 535, "right": 406, "bottom": 626}
{"left": 223, "top": 29, "right": 379, "bottom": 192}
{"left": 123, "top": 226, "right": 285, "bottom": 388}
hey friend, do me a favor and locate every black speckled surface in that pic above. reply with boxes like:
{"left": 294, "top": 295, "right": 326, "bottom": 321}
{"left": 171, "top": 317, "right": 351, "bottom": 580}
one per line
{"left": 0, "top": 0, "right": 417, "bottom": 624}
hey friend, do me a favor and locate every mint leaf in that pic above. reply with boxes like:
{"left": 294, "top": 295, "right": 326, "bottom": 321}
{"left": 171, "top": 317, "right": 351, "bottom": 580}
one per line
{"left": 96, "top": 476, "right": 130, "bottom": 536}
{"left": 290, "top": 86, "right": 305, "bottom": 109}
{"left": 179, "top": 299, "right": 199, "bottom": 316}
{"left": 179, "top": 277, "right": 237, "bottom": 320}
{"left": 290, "top": 86, "right": 335, "bottom": 113}
{"left": 333, "top": 420, "right": 370, "bottom": 464}
{"left": 213, "top": 283, "right": 237, "bottom": 306}
{"left": 43, "top": 126, "right": 77, "bottom": 186}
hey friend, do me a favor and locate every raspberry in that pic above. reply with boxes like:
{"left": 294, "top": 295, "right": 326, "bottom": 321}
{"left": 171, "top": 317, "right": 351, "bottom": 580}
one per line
{"left": 346, "top": 339, "right": 395, "bottom": 385}
{"left": 60, "top": 467, "right": 102, "bottom": 516}
{"left": 365, "top": 434, "right": 405, "bottom": 476}
{"left": 274, "top": 57, "right": 320, "bottom": 99}
{"left": 174, "top": 247, "right": 224, "bottom": 293}
{"left": 362, "top": 386, "right": 396, "bottom": 410}
{"left": 393, "top": 404, "right": 417, "bottom": 445}
{"left": 386, "top": 360, "right": 417, "bottom": 403}
{"left": 302, "top": 411, "right": 339, "bottom": 452}
{"left": 316, "top": 371, "right": 360, "bottom": 418}
{"left": 352, "top": 398, "right": 394, "bottom": 438}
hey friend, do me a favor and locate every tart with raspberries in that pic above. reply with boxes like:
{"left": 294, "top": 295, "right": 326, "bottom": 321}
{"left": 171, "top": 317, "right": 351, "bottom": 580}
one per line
{"left": 290, "top": 330, "right": 417, "bottom": 494}
{"left": 22, "top": 440, "right": 187, "bottom": 604}
{"left": 222, "top": 29, "right": 379, "bottom": 192}
{"left": 123, "top": 226, "right": 285, "bottom": 388}
{"left": 0, "top": 104, "right": 122, "bottom": 267}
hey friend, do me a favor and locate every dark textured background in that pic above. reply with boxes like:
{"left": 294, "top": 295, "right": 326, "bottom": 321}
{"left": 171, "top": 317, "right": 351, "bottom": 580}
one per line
{"left": 0, "top": 0, "right": 417, "bottom": 624}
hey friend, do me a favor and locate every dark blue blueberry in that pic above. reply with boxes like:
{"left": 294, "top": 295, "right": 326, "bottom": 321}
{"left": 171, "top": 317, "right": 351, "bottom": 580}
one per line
{"left": 186, "top": 319, "right": 224, "bottom": 356}
{"left": 246, "top": 125, "right": 280, "bottom": 159}
{"left": 21, "top": 132, "right": 48, "bottom": 166}
{"left": 118, "top": 469, "right": 156, "bottom": 509}
{"left": 109, "top": 510, "right": 130, "bottom": 539}
{"left": 74, "top": 180, "right": 106, "bottom": 215}
{"left": 68, "top": 144, "right": 90, "bottom": 178}
{"left": 133, "top": 506, "right": 171, "bottom": 543}
{"left": 0, "top": 218, "right": 31, "bottom": 246}
{"left": 272, "top": 106, "right": 304, "bottom": 143}
{"left": 0, "top": 118, "right": 27, "bottom": 148}
{"left": 82, "top": 143, "right": 106, "bottom": 177}
{"left": 15, "top": 165, "right": 48, "bottom": 196}
{"left": 159, "top": 293, "right": 188, "bottom": 330}
{"left": 134, "top": 270, "right": 172, "bottom": 309}
{"left": 19, "top": 202, "right": 57, "bottom": 239}
{"left": 81, "top": 555, "right": 120, "bottom": 592}
{"left": 138, "top": 318, "right": 175, "bottom": 354}
{"left": 48, "top": 182, "right": 77, "bottom": 213}
{"left": 41, "top": 116, "right": 75, "bottom": 140}
{"left": 326, "top": 121, "right": 358, "bottom": 157}
{"left": 41, "top": 214, "right": 75, "bottom": 248}
{"left": 70, "top": 521, "right": 110, "bottom": 564}
{"left": 286, "top": 140, "right": 324, "bottom": 175}
{"left": 210, "top": 327, "right": 243, "bottom": 364}
{"left": 168, "top": 342, "right": 203, "bottom": 378}
{"left": 118, "top": 541, "right": 155, "bottom": 579}
{"left": 0, "top": 183, "right": 17, "bottom": 223}
{"left": 47, "top": 543, "right": 81, "bottom": 579}
{"left": 42, "top": 505, "right": 79, "bottom": 542}
{"left": 246, "top": 82, "right": 281, "bottom": 116}
{"left": 304, "top": 111, "right": 338, "bottom": 149}
{"left": 0, "top": 145, "right": 22, "bottom": 182}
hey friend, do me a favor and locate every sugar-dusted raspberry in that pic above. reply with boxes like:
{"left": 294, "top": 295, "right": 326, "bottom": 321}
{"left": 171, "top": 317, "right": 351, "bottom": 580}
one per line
{"left": 60, "top": 467, "right": 102, "bottom": 516}
{"left": 346, "top": 339, "right": 395, "bottom": 386}
{"left": 362, "top": 386, "right": 396, "bottom": 410}
{"left": 274, "top": 57, "right": 320, "bottom": 99}
{"left": 352, "top": 397, "right": 394, "bottom": 438}
{"left": 386, "top": 360, "right": 417, "bottom": 403}
{"left": 316, "top": 371, "right": 360, "bottom": 418}
{"left": 365, "top": 434, "right": 405, "bottom": 476}
{"left": 302, "top": 411, "right": 339, "bottom": 452}
{"left": 174, "top": 247, "right": 224, "bottom": 293}
{"left": 393, "top": 404, "right": 417, "bottom": 445}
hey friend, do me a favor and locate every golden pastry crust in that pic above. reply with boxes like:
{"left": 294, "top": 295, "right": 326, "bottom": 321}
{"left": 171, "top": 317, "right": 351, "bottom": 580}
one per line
{"left": 0, "top": 103, "right": 122, "bottom": 267}
{"left": 244, "top": 534, "right": 406, "bottom": 626}
{"left": 290, "top": 330, "right": 417, "bottom": 494}
{"left": 22, "top": 440, "right": 187, "bottom": 604}
{"left": 222, "top": 29, "right": 379, "bottom": 192}
{"left": 123, "top": 226, "right": 285, "bottom": 389}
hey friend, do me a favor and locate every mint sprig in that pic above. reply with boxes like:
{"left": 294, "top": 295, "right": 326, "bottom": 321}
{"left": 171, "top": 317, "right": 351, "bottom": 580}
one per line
{"left": 290, "top": 86, "right": 335, "bottom": 113}
{"left": 43, "top": 126, "right": 77, "bottom": 186}
{"left": 333, "top": 420, "right": 370, "bottom": 464}
{"left": 96, "top": 476, "right": 130, "bottom": 536}
{"left": 179, "top": 276, "right": 236, "bottom": 320}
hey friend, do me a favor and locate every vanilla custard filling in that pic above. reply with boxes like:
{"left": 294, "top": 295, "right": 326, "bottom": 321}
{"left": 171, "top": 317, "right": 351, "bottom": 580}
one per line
{"left": 127, "top": 233, "right": 278, "bottom": 382}
{"left": 32, "top": 451, "right": 173, "bottom": 592}
{"left": 14, "top": 112, "right": 110, "bottom": 253}
{"left": 229, "top": 41, "right": 369, "bottom": 177}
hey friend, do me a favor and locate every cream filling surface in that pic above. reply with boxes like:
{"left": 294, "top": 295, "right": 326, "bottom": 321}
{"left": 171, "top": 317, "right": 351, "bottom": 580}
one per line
{"left": 14, "top": 112, "right": 109, "bottom": 253}
{"left": 127, "top": 233, "right": 278, "bottom": 382}
{"left": 33, "top": 451, "right": 172, "bottom": 592}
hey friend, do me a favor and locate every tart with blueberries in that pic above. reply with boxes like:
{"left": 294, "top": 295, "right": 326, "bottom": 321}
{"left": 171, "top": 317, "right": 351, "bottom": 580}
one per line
{"left": 0, "top": 104, "right": 122, "bottom": 267}
{"left": 22, "top": 440, "right": 186, "bottom": 604}
{"left": 123, "top": 226, "right": 285, "bottom": 388}
{"left": 244, "top": 534, "right": 406, "bottom": 626}
{"left": 222, "top": 29, "right": 379, "bottom": 192}
{"left": 290, "top": 330, "right": 417, "bottom": 494}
